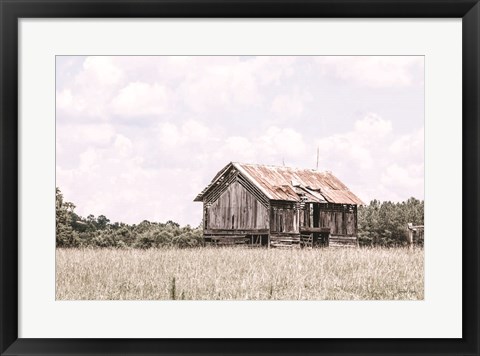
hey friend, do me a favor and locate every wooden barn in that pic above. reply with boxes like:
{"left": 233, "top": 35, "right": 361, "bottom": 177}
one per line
{"left": 194, "top": 162, "right": 364, "bottom": 248}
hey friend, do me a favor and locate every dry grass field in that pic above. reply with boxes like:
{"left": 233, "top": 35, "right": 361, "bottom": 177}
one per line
{"left": 56, "top": 247, "right": 423, "bottom": 300}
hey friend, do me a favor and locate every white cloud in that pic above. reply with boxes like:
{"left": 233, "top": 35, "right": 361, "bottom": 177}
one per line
{"left": 111, "top": 82, "right": 169, "bottom": 118}
{"left": 79, "top": 148, "right": 100, "bottom": 171}
{"left": 77, "top": 56, "right": 124, "bottom": 87}
{"left": 270, "top": 91, "right": 311, "bottom": 118}
{"left": 170, "top": 56, "right": 297, "bottom": 114}
{"left": 156, "top": 120, "right": 211, "bottom": 149}
{"left": 213, "top": 127, "right": 307, "bottom": 168}
{"left": 315, "top": 113, "right": 423, "bottom": 203}
{"left": 316, "top": 56, "right": 423, "bottom": 87}
{"left": 317, "top": 114, "right": 391, "bottom": 170}
{"left": 56, "top": 88, "right": 91, "bottom": 117}
{"left": 354, "top": 112, "right": 393, "bottom": 137}
{"left": 56, "top": 89, "right": 73, "bottom": 111}
{"left": 157, "top": 122, "right": 181, "bottom": 147}
{"left": 182, "top": 120, "right": 210, "bottom": 141}
{"left": 254, "top": 56, "right": 296, "bottom": 85}
{"left": 56, "top": 56, "right": 424, "bottom": 225}
{"left": 56, "top": 56, "right": 298, "bottom": 121}
{"left": 181, "top": 62, "right": 262, "bottom": 113}
{"left": 381, "top": 163, "right": 424, "bottom": 193}
{"left": 389, "top": 127, "right": 424, "bottom": 161}
{"left": 113, "top": 134, "right": 133, "bottom": 157}
{"left": 223, "top": 136, "right": 256, "bottom": 162}
{"left": 57, "top": 123, "right": 116, "bottom": 147}
{"left": 257, "top": 127, "right": 307, "bottom": 159}
{"left": 57, "top": 142, "right": 205, "bottom": 225}
{"left": 57, "top": 57, "right": 126, "bottom": 120}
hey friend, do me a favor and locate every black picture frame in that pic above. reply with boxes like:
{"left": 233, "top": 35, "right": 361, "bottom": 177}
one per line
{"left": 1, "top": 1, "right": 479, "bottom": 355}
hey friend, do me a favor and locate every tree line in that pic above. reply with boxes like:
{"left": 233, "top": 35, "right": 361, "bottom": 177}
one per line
{"left": 56, "top": 187, "right": 423, "bottom": 248}
{"left": 56, "top": 188, "right": 203, "bottom": 248}
{"left": 357, "top": 198, "right": 424, "bottom": 247}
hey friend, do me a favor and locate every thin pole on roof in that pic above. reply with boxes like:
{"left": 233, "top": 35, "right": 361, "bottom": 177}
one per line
{"left": 316, "top": 145, "right": 319, "bottom": 170}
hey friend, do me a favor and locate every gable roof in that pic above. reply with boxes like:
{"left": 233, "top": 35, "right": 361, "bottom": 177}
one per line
{"left": 194, "top": 162, "right": 364, "bottom": 205}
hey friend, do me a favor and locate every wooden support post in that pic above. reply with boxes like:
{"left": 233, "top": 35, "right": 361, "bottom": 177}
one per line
{"left": 406, "top": 223, "right": 422, "bottom": 250}
{"left": 407, "top": 229, "right": 414, "bottom": 250}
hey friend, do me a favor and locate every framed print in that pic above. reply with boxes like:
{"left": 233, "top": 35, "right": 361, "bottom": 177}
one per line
{"left": 1, "top": 0, "right": 479, "bottom": 355}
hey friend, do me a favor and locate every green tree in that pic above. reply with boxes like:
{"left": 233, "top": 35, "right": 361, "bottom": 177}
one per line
{"left": 358, "top": 198, "right": 424, "bottom": 247}
{"left": 55, "top": 188, "right": 204, "bottom": 248}
{"left": 55, "top": 187, "right": 78, "bottom": 247}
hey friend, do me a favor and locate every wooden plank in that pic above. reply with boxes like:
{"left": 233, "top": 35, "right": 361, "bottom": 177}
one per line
{"left": 300, "top": 227, "right": 330, "bottom": 233}
{"left": 335, "top": 211, "right": 343, "bottom": 235}
{"left": 211, "top": 236, "right": 249, "bottom": 241}
{"left": 345, "top": 212, "right": 355, "bottom": 235}
{"left": 205, "top": 229, "right": 269, "bottom": 234}
{"left": 206, "top": 181, "right": 269, "bottom": 231}
{"left": 270, "top": 205, "right": 299, "bottom": 234}
{"left": 330, "top": 235, "right": 357, "bottom": 240}
{"left": 236, "top": 174, "right": 270, "bottom": 208}
{"left": 270, "top": 243, "right": 301, "bottom": 249}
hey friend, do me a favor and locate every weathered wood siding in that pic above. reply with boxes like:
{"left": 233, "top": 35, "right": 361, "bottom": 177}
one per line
{"left": 300, "top": 204, "right": 311, "bottom": 228}
{"left": 270, "top": 202, "right": 299, "bottom": 234}
{"left": 318, "top": 204, "right": 357, "bottom": 236}
{"left": 205, "top": 181, "right": 269, "bottom": 230}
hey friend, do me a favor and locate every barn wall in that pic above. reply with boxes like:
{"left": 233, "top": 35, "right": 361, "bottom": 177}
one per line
{"left": 300, "top": 204, "right": 310, "bottom": 228}
{"left": 318, "top": 203, "right": 357, "bottom": 236}
{"left": 270, "top": 201, "right": 299, "bottom": 234}
{"left": 205, "top": 181, "right": 269, "bottom": 231}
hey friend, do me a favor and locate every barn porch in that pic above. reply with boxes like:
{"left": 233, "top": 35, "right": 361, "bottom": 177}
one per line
{"left": 302, "top": 202, "right": 358, "bottom": 248}
{"left": 268, "top": 200, "right": 358, "bottom": 248}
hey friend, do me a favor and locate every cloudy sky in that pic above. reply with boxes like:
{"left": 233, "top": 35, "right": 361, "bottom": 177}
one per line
{"left": 56, "top": 56, "right": 424, "bottom": 226}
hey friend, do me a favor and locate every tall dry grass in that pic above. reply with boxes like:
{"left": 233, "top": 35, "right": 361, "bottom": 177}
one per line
{"left": 56, "top": 247, "right": 423, "bottom": 300}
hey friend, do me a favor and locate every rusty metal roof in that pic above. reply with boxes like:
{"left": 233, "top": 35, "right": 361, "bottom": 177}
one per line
{"left": 195, "top": 162, "right": 364, "bottom": 205}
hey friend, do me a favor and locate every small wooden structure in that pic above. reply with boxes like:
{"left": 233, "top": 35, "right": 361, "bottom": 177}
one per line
{"left": 407, "top": 223, "right": 424, "bottom": 249}
{"left": 194, "top": 162, "right": 364, "bottom": 248}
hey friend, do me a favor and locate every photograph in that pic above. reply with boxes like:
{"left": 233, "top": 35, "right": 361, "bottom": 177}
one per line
{"left": 55, "top": 55, "right": 425, "bottom": 301}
